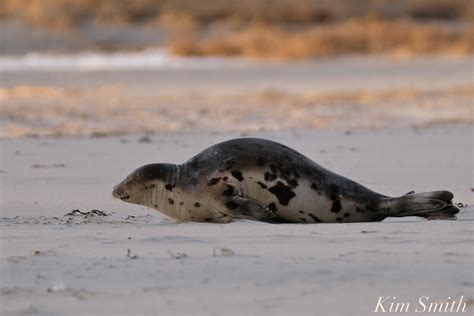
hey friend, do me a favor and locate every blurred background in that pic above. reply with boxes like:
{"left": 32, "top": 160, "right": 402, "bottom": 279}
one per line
{"left": 0, "top": 0, "right": 473, "bottom": 137}
{"left": 2, "top": 0, "right": 473, "bottom": 56}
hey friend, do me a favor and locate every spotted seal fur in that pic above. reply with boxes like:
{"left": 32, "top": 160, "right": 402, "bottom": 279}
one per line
{"left": 112, "top": 138, "right": 459, "bottom": 223}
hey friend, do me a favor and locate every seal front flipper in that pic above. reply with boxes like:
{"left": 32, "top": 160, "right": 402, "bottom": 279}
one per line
{"left": 221, "top": 195, "right": 278, "bottom": 222}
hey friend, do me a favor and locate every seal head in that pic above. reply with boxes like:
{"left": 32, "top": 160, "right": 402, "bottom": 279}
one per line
{"left": 113, "top": 163, "right": 176, "bottom": 205}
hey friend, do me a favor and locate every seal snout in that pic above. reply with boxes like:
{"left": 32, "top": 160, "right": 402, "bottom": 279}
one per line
{"left": 112, "top": 183, "right": 130, "bottom": 200}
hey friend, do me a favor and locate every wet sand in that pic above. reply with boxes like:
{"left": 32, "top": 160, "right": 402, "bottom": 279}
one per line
{"left": 1, "top": 56, "right": 474, "bottom": 137}
{"left": 3, "top": 55, "right": 473, "bottom": 93}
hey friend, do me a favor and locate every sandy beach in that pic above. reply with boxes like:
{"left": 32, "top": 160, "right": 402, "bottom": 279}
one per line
{"left": 1, "top": 124, "right": 473, "bottom": 316}
{"left": 1, "top": 6, "right": 473, "bottom": 313}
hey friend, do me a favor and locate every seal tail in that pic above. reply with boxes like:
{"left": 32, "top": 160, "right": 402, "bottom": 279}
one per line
{"left": 378, "top": 191, "right": 460, "bottom": 220}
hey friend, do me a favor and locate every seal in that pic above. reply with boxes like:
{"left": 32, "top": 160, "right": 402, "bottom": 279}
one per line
{"left": 112, "top": 138, "right": 459, "bottom": 223}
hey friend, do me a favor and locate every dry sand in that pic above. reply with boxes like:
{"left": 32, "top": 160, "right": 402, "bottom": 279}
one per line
{"left": 1, "top": 126, "right": 473, "bottom": 316}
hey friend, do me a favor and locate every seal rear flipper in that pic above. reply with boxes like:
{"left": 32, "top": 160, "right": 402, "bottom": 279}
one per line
{"left": 220, "top": 195, "right": 279, "bottom": 222}
{"left": 378, "top": 190, "right": 460, "bottom": 220}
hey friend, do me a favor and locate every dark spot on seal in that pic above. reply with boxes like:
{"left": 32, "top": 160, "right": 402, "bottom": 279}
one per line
{"left": 164, "top": 183, "right": 175, "bottom": 191}
{"left": 287, "top": 178, "right": 298, "bottom": 188}
{"left": 299, "top": 217, "right": 307, "bottom": 222}
{"left": 194, "top": 202, "right": 200, "bottom": 207}
{"left": 180, "top": 202, "right": 184, "bottom": 205}
{"left": 336, "top": 217, "right": 343, "bottom": 222}
{"left": 145, "top": 183, "right": 156, "bottom": 190}
{"left": 223, "top": 176, "right": 228, "bottom": 181}
{"left": 330, "top": 200, "right": 342, "bottom": 213}
{"left": 268, "top": 181, "right": 296, "bottom": 206}
{"left": 204, "top": 218, "right": 213, "bottom": 222}
{"left": 268, "top": 202, "right": 277, "bottom": 212}
{"left": 168, "top": 198, "right": 174, "bottom": 205}
{"left": 264, "top": 172, "right": 277, "bottom": 182}
{"left": 225, "top": 201, "right": 239, "bottom": 210}
{"left": 311, "top": 183, "right": 318, "bottom": 191}
{"left": 190, "top": 178, "right": 199, "bottom": 185}
{"left": 222, "top": 185, "right": 235, "bottom": 197}
{"left": 257, "top": 181, "right": 267, "bottom": 189}
{"left": 308, "top": 214, "right": 321, "bottom": 223}
{"left": 328, "top": 184, "right": 342, "bottom": 213}
{"left": 207, "top": 177, "right": 221, "bottom": 186}
{"left": 154, "top": 204, "right": 158, "bottom": 208}
{"left": 188, "top": 210, "right": 192, "bottom": 214}
{"left": 231, "top": 170, "right": 244, "bottom": 181}
{"left": 256, "top": 156, "right": 266, "bottom": 166}
{"left": 298, "top": 210, "right": 304, "bottom": 214}
{"left": 266, "top": 162, "right": 301, "bottom": 186}
{"left": 329, "top": 184, "right": 341, "bottom": 201}
{"left": 344, "top": 212, "right": 350, "bottom": 217}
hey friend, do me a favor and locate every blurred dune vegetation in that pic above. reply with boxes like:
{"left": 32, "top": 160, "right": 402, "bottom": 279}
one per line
{"left": 1, "top": 0, "right": 474, "bottom": 59}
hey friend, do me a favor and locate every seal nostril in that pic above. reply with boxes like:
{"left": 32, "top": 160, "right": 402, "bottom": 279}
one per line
{"left": 112, "top": 185, "right": 126, "bottom": 199}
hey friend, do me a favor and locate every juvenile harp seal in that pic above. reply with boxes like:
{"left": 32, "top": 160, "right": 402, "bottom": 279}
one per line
{"left": 112, "top": 138, "right": 459, "bottom": 223}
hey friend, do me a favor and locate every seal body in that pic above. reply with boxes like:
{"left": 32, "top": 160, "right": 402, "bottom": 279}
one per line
{"left": 113, "top": 138, "right": 459, "bottom": 223}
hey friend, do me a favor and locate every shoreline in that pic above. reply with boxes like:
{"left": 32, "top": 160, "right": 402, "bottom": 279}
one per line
{"left": 2, "top": 55, "right": 473, "bottom": 138}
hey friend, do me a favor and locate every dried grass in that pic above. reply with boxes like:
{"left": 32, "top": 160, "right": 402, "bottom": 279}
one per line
{"left": 3, "top": 0, "right": 474, "bottom": 28}
{"left": 171, "top": 19, "right": 474, "bottom": 59}
{"left": 2, "top": 0, "right": 473, "bottom": 58}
